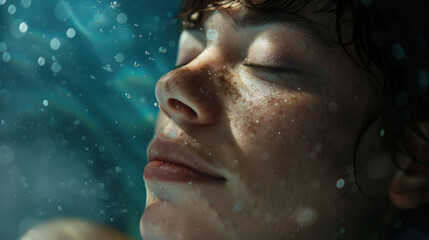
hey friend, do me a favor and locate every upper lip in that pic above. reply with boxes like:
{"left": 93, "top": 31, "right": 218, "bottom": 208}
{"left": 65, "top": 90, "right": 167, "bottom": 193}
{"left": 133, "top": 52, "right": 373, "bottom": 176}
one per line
{"left": 146, "top": 137, "right": 226, "bottom": 180}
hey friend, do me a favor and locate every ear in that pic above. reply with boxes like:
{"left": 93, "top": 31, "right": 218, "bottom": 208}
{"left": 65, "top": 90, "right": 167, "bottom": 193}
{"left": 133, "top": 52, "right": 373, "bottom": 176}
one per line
{"left": 389, "top": 122, "right": 429, "bottom": 209}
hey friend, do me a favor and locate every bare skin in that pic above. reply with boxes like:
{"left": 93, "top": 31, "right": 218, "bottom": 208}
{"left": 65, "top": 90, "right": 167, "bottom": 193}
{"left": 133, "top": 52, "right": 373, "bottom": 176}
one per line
{"left": 141, "top": 2, "right": 427, "bottom": 240}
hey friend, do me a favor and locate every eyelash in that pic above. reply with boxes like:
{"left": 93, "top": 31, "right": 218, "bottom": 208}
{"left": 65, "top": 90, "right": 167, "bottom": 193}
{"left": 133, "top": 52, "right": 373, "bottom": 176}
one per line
{"left": 175, "top": 60, "right": 300, "bottom": 74}
{"left": 242, "top": 61, "right": 300, "bottom": 74}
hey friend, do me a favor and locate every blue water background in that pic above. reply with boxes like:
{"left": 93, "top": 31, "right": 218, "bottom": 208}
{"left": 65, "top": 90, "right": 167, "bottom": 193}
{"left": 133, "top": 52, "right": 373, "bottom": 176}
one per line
{"left": 0, "top": 0, "right": 181, "bottom": 239}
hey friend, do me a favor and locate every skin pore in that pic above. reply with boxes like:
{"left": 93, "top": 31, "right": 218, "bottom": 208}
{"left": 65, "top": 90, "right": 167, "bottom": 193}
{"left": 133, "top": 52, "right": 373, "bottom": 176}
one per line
{"left": 140, "top": 2, "right": 399, "bottom": 240}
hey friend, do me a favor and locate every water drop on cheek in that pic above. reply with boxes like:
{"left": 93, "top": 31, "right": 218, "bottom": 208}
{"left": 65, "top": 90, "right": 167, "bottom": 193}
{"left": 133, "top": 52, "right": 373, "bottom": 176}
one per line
{"left": 206, "top": 29, "right": 219, "bottom": 41}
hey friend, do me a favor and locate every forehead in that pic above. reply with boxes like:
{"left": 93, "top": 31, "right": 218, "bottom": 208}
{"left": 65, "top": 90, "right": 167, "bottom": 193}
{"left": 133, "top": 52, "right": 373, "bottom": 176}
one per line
{"left": 193, "top": 2, "right": 340, "bottom": 49}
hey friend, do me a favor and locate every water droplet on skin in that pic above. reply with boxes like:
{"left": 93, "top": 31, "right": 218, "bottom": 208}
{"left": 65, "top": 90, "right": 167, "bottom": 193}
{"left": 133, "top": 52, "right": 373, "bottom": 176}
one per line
{"left": 380, "top": 128, "right": 385, "bottom": 137}
{"left": 167, "top": 128, "right": 178, "bottom": 138}
{"left": 206, "top": 29, "right": 219, "bottom": 41}
{"left": 336, "top": 178, "right": 345, "bottom": 189}
{"left": 232, "top": 200, "right": 245, "bottom": 213}
{"left": 296, "top": 208, "right": 317, "bottom": 225}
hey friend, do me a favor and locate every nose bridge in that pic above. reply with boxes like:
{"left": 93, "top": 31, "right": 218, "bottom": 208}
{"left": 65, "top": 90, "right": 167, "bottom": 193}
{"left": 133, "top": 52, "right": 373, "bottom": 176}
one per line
{"left": 155, "top": 50, "right": 225, "bottom": 125}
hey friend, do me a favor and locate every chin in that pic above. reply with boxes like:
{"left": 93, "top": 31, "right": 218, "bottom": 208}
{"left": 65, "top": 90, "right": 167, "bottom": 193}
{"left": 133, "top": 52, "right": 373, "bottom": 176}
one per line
{"left": 140, "top": 200, "right": 227, "bottom": 240}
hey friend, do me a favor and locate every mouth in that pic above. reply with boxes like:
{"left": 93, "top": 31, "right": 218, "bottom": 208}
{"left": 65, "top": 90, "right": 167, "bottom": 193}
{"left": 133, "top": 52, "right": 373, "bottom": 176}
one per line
{"left": 144, "top": 137, "right": 226, "bottom": 183}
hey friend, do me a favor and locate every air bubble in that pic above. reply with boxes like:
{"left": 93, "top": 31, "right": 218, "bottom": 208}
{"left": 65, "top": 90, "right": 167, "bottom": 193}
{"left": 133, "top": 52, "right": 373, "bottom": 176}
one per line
{"left": 19, "top": 22, "right": 28, "bottom": 33}
{"left": 114, "top": 53, "right": 124, "bottom": 63}
{"left": 51, "top": 62, "right": 61, "bottom": 73}
{"left": 117, "top": 13, "right": 128, "bottom": 24}
{"left": 37, "top": 57, "right": 45, "bottom": 66}
{"left": 50, "top": 38, "right": 61, "bottom": 50}
{"left": 102, "top": 64, "right": 114, "bottom": 72}
{"left": 2, "top": 52, "right": 11, "bottom": 62}
{"left": 54, "top": 1, "right": 72, "bottom": 21}
{"left": 115, "top": 166, "right": 122, "bottom": 173}
{"left": 8, "top": 4, "right": 16, "bottom": 15}
{"left": 0, "top": 42, "right": 7, "bottom": 52}
{"left": 42, "top": 99, "right": 49, "bottom": 106}
{"left": 66, "top": 28, "right": 76, "bottom": 38}
{"left": 21, "top": 0, "right": 31, "bottom": 8}
{"left": 0, "top": 0, "right": 6, "bottom": 6}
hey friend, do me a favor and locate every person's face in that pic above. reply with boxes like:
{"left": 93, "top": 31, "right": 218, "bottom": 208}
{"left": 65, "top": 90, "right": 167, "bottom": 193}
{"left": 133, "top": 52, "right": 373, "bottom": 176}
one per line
{"left": 141, "top": 2, "right": 390, "bottom": 240}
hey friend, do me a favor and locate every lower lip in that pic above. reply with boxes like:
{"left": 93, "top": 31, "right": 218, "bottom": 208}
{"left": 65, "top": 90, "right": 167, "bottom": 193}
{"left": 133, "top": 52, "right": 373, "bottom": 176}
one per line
{"left": 144, "top": 161, "right": 225, "bottom": 183}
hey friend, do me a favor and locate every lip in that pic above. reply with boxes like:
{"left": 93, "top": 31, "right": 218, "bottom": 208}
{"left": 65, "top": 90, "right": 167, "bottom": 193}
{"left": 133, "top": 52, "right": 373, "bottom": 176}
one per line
{"left": 144, "top": 137, "right": 226, "bottom": 183}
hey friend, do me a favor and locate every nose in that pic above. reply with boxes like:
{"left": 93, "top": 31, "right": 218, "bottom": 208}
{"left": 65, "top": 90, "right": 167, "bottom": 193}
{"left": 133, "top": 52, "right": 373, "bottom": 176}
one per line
{"left": 155, "top": 63, "right": 223, "bottom": 125}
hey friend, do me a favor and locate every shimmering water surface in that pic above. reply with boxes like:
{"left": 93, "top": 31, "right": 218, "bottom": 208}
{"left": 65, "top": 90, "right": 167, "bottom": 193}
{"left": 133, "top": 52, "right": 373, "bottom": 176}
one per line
{"left": 0, "top": 0, "right": 180, "bottom": 239}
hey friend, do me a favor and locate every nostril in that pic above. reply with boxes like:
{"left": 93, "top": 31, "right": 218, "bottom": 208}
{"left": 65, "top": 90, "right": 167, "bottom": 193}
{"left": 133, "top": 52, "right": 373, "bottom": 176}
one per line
{"left": 167, "top": 98, "right": 198, "bottom": 119}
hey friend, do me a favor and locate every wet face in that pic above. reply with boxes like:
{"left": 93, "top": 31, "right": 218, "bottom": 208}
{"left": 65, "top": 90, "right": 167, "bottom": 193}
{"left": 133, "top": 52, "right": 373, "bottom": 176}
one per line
{"left": 141, "top": 2, "right": 389, "bottom": 240}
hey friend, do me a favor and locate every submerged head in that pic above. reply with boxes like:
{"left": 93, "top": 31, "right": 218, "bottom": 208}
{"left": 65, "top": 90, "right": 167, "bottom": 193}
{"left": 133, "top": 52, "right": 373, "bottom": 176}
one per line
{"left": 141, "top": 0, "right": 429, "bottom": 239}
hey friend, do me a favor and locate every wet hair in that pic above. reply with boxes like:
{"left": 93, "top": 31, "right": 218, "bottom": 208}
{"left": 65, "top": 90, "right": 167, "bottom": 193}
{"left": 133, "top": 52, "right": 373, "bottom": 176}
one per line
{"left": 177, "top": 0, "right": 429, "bottom": 182}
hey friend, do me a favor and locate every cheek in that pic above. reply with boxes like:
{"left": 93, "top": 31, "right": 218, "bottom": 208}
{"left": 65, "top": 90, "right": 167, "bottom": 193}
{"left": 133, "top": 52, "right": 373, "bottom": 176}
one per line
{"left": 229, "top": 91, "right": 361, "bottom": 202}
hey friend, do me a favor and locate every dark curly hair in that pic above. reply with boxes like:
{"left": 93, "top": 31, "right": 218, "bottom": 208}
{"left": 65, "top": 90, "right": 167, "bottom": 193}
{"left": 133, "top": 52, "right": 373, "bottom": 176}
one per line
{"left": 177, "top": 0, "right": 429, "bottom": 183}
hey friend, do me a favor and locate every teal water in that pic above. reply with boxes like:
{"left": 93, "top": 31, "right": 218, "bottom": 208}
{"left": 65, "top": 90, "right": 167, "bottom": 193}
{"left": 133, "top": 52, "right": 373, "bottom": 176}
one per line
{"left": 0, "top": 0, "right": 181, "bottom": 239}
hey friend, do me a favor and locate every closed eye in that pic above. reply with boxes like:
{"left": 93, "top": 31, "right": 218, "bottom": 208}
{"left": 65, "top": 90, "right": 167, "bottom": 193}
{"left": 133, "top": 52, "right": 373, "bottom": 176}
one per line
{"left": 242, "top": 61, "right": 301, "bottom": 74}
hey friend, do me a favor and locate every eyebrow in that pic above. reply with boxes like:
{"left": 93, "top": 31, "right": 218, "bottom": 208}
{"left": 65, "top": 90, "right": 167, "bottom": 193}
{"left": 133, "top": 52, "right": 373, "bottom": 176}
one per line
{"left": 226, "top": 9, "right": 335, "bottom": 48}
